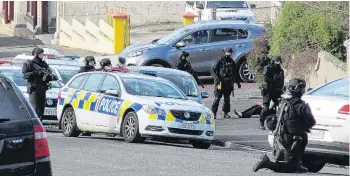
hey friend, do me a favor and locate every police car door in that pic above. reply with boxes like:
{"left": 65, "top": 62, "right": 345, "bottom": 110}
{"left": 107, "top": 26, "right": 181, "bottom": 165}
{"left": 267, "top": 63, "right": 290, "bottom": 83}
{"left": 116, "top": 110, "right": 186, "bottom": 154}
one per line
{"left": 79, "top": 73, "right": 106, "bottom": 127}
{"left": 94, "top": 74, "right": 122, "bottom": 131}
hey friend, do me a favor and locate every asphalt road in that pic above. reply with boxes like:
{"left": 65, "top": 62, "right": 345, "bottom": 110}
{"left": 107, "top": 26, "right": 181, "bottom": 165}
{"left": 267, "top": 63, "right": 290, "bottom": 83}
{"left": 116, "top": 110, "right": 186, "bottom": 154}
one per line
{"left": 45, "top": 83, "right": 349, "bottom": 175}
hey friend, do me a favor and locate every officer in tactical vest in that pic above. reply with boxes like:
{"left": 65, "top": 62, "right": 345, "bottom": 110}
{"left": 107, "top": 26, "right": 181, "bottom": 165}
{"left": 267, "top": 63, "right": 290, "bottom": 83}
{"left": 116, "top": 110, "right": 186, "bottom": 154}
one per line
{"left": 259, "top": 56, "right": 284, "bottom": 130}
{"left": 22, "top": 47, "right": 58, "bottom": 121}
{"left": 253, "top": 78, "right": 316, "bottom": 173}
{"left": 211, "top": 48, "right": 241, "bottom": 119}
{"left": 78, "top": 56, "right": 96, "bottom": 73}
{"left": 175, "top": 51, "right": 204, "bottom": 88}
{"left": 96, "top": 58, "right": 113, "bottom": 72}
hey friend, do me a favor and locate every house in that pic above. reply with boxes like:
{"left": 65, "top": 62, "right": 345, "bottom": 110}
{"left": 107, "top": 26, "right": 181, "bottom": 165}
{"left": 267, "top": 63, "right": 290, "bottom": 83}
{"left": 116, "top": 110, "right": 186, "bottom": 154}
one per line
{"left": 0, "top": 1, "right": 57, "bottom": 37}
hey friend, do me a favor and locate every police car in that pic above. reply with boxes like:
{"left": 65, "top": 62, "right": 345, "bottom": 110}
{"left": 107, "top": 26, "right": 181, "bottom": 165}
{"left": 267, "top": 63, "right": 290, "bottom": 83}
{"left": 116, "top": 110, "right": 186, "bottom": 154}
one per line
{"left": 57, "top": 71, "right": 215, "bottom": 149}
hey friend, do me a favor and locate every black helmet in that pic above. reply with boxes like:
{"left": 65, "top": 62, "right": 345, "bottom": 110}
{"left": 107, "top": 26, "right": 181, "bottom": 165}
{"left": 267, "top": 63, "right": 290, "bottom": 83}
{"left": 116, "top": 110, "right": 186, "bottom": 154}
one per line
{"left": 223, "top": 47, "right": 233, "bottom": 53}
{"left": 180, "top": 51, "right": 189, "bottom": 58}
{"left": 271, "top": 56, "right": 282, "bottom": 64}
{"left": 118, "top": 57, "right": 126, "bottom": 65}
{"left": 85, "top": 56, "right": 95, "bottom": 65}
{"left": 32, "top": 47, "right": 44, "bottom": 56}
{"left": 288, "top": 78, "right": 306, "bottom": 97}
{"left": 100, "top": 58, "right": 112, "bottom": 68}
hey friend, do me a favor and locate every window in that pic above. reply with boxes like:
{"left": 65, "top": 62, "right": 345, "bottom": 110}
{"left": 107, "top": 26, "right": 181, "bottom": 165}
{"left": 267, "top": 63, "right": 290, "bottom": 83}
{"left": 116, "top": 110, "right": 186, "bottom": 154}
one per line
{"left": 0, "top": 78, "right": 30, "bottom": 120}
{"left": 100, "top": 75, "right": 120, "bottom": 92}
{"left": 309, "top": 78, "right": 349, "bottom": 99}
{"left": 82, "top": 74, "right": 105, "bottom": 92}
{"left": 180, "top": 30, "right": 209, "bottom": 46}
{"left": 69, "top": 75, "right": 88, "bottom": 89}
{"left": 57, "top": 69, "right": 79, "bottom": 84}
{"left": 121, "top": 77, "right": 187, "bottom": 99}
{"left": 212, "top": 28, "right": 248, "bottom": 42}
{"left": 157, "top": 73, "right": 198, "bottom": 97}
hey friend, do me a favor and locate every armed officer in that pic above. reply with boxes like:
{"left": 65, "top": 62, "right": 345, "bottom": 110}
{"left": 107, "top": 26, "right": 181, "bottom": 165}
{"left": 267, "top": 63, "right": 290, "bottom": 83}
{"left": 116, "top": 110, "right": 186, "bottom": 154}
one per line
{"left": 253, "top": 78, "right": 316, "bottom": 173}
{"left": 175, "top": 51, "right": 204, "bottom": 88}
{"left": 259, "top": 56, "right": 284, "bottom": 130}
{"left": 22, "top": 47, "right": 58, "bottom": 121}
{"left": 96, "top": 58, "right": 113, "bottom": 72}
{"left": 78, "top": 56, "right": 96, "bottom": 73}
{"left": 211, "top": 48, "right": 241, "bottom": 119}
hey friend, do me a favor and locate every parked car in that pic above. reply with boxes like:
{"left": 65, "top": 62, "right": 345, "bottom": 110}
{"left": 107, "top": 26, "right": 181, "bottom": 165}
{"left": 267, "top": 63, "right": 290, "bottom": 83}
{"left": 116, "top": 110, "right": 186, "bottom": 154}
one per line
{"left": 119, "top": 20, "right": 263, "bottom": 82}
{"left": 268, "top": 77, "right": 349, "bottom": 172}
{"left": 49, "top": 65, "right": 80, "bottom": 84}
{"left": 12, "top": 53, "right": 80, "bottom": 66}
{"left": 185, "top": 1, "right": 256, "bottom": 23}
{"left": 0, "top": 73, "right": 52, "bottom": 175}
{"left": 128, "top": 66, "right": 209, "bottom": 104}
{"left": 0, "top": 65, "right": 63, "bottom": 120}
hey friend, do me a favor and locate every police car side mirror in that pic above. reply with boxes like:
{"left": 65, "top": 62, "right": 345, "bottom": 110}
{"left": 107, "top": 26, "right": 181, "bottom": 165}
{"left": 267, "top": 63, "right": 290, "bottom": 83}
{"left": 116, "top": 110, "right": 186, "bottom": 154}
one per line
{"left": 105, "top": 89, "right": 120, "bottom": 97}
{"left": 201, "top": 91, "right": 209, "bottom": 98}
{"left": 250, "top": 4, "right": 256, "bottom": 9}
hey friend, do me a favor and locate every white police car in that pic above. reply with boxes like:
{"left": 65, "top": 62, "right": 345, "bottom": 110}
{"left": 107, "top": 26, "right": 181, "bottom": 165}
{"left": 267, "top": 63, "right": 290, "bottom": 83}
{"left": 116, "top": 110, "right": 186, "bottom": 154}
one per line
{"left": 57, "top": 71, "right": 215, "bottom": 149}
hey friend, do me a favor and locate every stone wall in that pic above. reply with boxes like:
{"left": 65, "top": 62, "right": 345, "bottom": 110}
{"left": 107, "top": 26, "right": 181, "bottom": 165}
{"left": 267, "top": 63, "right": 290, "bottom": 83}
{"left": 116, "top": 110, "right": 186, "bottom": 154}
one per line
{"left": 58, "top": 1, "right": 185, "bottom": 27}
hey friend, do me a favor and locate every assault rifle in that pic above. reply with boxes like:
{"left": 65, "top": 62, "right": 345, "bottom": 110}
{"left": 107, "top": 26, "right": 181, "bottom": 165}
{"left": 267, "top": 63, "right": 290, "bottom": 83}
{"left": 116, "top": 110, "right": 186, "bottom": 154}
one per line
{"left": 271, "top": 94, "right": 292, "bottom": 163}
{"left": 32, "top": 63, "right": 58, "bottom": 82}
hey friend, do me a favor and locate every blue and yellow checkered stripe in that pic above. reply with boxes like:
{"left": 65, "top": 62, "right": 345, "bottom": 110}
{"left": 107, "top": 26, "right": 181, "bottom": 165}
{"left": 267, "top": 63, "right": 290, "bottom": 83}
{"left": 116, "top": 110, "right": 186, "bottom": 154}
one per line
{"left": 148, "top": 111, "right": 215, "bottom": 125}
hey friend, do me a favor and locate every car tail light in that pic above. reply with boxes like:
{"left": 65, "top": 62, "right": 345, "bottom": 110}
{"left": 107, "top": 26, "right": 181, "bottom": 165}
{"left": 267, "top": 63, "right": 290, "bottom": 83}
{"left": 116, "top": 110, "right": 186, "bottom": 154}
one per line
{"left": 338, "top": 105, "right": 350, "bottom": 115}
{"left": 58, "top": 90, "right": 61, "bottom": 100}
{"left": 33, "top": 125, "right": 50, "bottom": 158}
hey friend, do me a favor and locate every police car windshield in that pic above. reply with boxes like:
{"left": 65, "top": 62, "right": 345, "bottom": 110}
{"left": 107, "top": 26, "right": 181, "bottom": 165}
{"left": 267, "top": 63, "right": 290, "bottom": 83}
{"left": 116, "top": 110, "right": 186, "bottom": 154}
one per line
{"left": 57, "top": 69, "right": 79, "bottom": 83}
{"left": 0, "top": 69, "right": 61, "bottom": 88}
{"left": 121, "top": 77, "right": 187, "bottom": 99}
{"left": 157, "top": 73, "right": 198, "bottom": 97}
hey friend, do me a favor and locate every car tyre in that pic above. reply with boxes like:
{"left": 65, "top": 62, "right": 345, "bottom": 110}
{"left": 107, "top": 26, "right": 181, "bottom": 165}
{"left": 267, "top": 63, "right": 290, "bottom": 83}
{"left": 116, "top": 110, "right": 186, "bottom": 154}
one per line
{"left": 122, "top": 111, "right": 144, "bottom": 143}
{"left": 190, "top": 140, "right": 211, "bottom": 149}
{"left": 239, "top": 59, "right": 256, "bottom": 83}
{"left": 61, "top": 107, "right": 80, "bottom": 137}
{"left": 302, "top": 160, "right": 325, "bottom": 173}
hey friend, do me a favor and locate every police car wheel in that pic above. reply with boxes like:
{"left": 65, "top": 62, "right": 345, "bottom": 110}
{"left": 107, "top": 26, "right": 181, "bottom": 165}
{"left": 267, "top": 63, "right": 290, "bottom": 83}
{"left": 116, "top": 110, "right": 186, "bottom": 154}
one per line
{"left": 122, "top": 112, "right": 143, "bottom": 143}
{"left": 61, "top": 107, "right": 80, "bottom": 137}
{"left": 190, "top": 141, "right": 211, "bottom": 149}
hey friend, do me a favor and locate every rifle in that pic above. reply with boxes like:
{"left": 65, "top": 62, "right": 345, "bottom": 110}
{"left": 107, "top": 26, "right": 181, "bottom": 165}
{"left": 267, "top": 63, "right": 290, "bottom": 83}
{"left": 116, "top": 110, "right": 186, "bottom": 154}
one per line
{"left": 32, "top": 63, "right": 58, "bottom": 82}
{"left": 271, "top": 94, "right": 292, "bottom": 163}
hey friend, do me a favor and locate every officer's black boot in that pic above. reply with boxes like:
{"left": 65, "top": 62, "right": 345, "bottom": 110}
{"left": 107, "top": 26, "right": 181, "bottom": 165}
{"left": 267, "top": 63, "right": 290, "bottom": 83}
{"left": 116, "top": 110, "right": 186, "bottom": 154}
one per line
{"left": 259, "top": 121, "right": 265, "bottom": 130}
{"left": 253, "top": 154, "right": 270, "bottom": 172}
{"left": 296, "top": 161, "right": 308, "bottom": 173}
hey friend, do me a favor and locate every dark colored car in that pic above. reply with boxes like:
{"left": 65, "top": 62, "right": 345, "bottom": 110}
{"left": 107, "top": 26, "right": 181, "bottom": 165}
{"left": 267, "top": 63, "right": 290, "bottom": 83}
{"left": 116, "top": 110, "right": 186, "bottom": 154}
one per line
{"left": 0, "top": 74, "right": 52, "bottom": 175}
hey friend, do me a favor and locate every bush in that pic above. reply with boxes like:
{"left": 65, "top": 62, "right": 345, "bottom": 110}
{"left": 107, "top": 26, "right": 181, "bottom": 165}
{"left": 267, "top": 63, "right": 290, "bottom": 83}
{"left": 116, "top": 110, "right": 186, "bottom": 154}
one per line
{"left": 247, "top": 1, "right": 349, "bottom": 81}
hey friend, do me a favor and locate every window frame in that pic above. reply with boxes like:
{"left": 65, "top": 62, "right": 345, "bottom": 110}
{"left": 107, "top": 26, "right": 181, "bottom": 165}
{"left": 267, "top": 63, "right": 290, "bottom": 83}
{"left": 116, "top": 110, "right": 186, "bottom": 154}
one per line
{"left": 68, "top": 74, "right": 88, "bottom": 89}
{"left": 99, "top": 74, "right": 122, "bottom": 95}
{"left": 210, "top": 28, "right": 250, "bottom": 43}
{"left": 307, "top": 78, "right": 349, "bottom": 99}
{"left": 80, "top": 73, "right": 106, "bottom": 92}
{"left": 176, "top": 29, "right": 211, "bottom": 47}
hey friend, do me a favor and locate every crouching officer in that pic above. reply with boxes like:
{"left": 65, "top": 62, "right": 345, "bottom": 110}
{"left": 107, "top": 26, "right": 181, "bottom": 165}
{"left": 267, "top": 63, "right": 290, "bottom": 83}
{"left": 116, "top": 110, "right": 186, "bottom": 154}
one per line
{"left": 96, "top": 58, "right": 113, "bottom": 72}
{"left": 211, "top": 48, "right": 241, "bottom": 119}
{"left": 253, "top": 78, "right": 316, "bottom": 173}
{"left": 22, "top": 47, "right": 58, "bottom": 121}
{"left": 78, "top": 56, "right": 96, "bottom": 73}
{"left": 175, "top": 51, "right": 204, "bottom": 88}
{"left": 259, "top": 56, "right": 284, "bottom": 130}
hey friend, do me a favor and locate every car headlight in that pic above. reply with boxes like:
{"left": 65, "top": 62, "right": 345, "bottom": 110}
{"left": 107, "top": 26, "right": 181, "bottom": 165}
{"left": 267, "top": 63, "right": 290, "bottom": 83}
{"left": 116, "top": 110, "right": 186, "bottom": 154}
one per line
{"left": 143, "top": 105, "right": 167, "bottom": 116}
{"left": 127, "top": 49, "right": 148, "bottom": 58}
{"left": 204, "top": 111, "right": 214, "bottom": 120}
